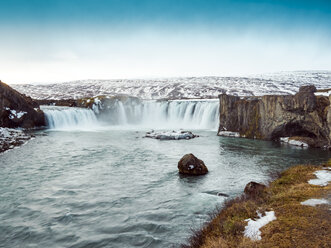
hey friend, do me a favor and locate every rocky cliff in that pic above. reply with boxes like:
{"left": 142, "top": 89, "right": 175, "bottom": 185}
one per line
{"left": 218, "top": 85, "right": 331, "bottom": 148}
{"left": 0, "top": 81, "right": 45, "bottom": 128}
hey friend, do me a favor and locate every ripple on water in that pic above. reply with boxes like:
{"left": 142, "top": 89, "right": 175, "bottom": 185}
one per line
{"left": 0, "top": 130, "right": 330, "bottom": 248}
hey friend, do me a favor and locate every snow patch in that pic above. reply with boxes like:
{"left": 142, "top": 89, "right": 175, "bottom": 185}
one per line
{"left": 280, "top": 137, "right": 308, "bottom": 148}
{"left": 218, "top": 131, "right": 240, "bottom": 137}
{"left": 4, "top": 107, "right": 27, "bottom": 119}
{"left": 0, "top": 127, "right": 31, "bottom": 153}
{"left": 244, "top": 211, "right": 276, "bottom": 241}
{"left": 145, "top": 130, "right": 198, "bottom": 140}
{"left": 308, "top": 170, "right": 331, "bottom": 186}
{"left": 301, "top": 198, "right": 329, "bottom": 206}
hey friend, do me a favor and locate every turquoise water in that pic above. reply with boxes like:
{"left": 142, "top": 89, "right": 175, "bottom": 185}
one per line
{"left": 0, "top": 129, "right": 330, "bottom": 247}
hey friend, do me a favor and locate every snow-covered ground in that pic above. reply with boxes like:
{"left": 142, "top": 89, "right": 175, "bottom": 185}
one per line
{"left": 244, "top": 211, "right": 277, "bottom": 241}
{"left": 308, "top": 169, "right": 331, "bottom": 186}
{"left": 10, "top": 71, "right": 331, "bottom": 100}
{"left": 301, "top": 198, "right": 329, "bottom": 206}
{"left": 0, "top": 128, "right": 32, "bottom": 153}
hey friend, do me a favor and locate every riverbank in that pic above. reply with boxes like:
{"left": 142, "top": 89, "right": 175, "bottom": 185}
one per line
{"left": 0, "top": 127, "right": 32, "bottom": 153}
{"left": 182, "top": 162, "right": 331, "bottom": 248}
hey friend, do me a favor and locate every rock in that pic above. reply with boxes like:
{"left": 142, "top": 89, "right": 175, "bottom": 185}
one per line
{"left": 0, "top": 81, "right": 45, "bottom": 128}
{"left": 244, "top": 182, "right": 266, "bottom": 197}
{"left": 218, "top": 85, "right": 331, "bottom": 148}
{"left": 0, "top": 127, "right": 32, "bottom": 153}
{"left": 178, "top": 153, "right": 208, "bottom": 175}
{"left": 145, "top": 130, "right": 198, "bottom": 140}
{"left": 298, "top": 85, "right": 317, "bottom": 93}
{"left": 217, "top": 192, "right": 229, "bottom": 197}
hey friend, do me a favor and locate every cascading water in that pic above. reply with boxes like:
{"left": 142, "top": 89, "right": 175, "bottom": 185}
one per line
{"left": 41, "top": 100, "right": 219, "bottom": 130}
{"left": 97, "top": 99, "right": 220, "bottom": 130}
{"left": 42, "top": 106, "right": 99, "bottom": 130}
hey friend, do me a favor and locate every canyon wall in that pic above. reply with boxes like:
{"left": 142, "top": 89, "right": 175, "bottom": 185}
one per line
{"left": 218, "top": 86, "right": 331, "bottom": 148}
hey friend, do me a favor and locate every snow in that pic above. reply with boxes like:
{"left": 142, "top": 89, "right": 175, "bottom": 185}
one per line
{"left": 308, "top": 170, "right": 331, "bottom": 186}
{"left": 92, "top": 97, "right": 102, "bottom": 114}
{"left": 280, "top": 137, "right": 308, "bottom": 147}
{"left": 10, "top": 71, "right": 331, "bottom": 100}
{"left": 4, "top": 107, "right": 27, "bottom": 119}
{"left": 145, "top": 130, "right": 198, "bottom": 140}
{"left": 244, "top": 211, "right": 277, "bottom": 241}
{"left": 0, "top": 127, "right": 31, "bottom": 153}
{"left": 218, "top": 131, "right": 240, "bottom": 137}
{"left": 188, "top": 165, "right": 195, "bottom": 170}
{"left": 301, "top": 198, "right": 329, "bottom": 206}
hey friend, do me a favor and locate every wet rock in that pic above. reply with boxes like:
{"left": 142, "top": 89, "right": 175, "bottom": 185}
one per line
{"left": 244, "top": 182, "right": 266, "bottom": 197}
{"left": 145, "top": 130, "right": 198, "bottom": 140}
{"left": 217, "top": 192, "right": 229, "bottom": 197}
{"left": 299, "top": 85, "right": 317, "bottom": 93}
{"left": 178, "top": 153, "right": 208, "bottom": 175}
{"left": 0, "top": 127, "right": 32, "bottom": 153}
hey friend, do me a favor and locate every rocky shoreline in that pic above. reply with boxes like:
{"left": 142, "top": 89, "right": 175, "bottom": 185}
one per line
{"left": 0, "top": 81, "right": 46, "bottom": 154}
{"left": 182, "top": 162, "right": 331, "bottom": 247}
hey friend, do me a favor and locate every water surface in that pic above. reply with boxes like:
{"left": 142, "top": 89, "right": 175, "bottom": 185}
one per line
{"left": 0, "top": 129, "right": 329, "bottom": 247}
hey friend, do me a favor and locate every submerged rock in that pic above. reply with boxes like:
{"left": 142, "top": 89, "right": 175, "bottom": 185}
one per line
{"left": 145, "top": 130, "right": 198, "bottom": 140}
{"left": 178, "top": 153, "right": 208, "bottom": 175}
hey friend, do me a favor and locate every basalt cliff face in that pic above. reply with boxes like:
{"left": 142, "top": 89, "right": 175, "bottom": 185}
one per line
{"left": 218, "top": 85, "right": 331, "bottom": 148}
{"left": 0, "top": 81, "right": 45, "bottom": 128}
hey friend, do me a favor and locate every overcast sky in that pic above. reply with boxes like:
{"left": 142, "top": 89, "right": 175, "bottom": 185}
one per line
{"left": 1, "top": 0, "right": 331, "bottom": 84}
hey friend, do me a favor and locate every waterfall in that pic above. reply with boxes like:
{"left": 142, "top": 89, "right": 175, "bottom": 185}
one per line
{"left": 41, "top": 100, "right": 219, "bottom": 130}
{"left": 42, "top": 106, "right": 99, "bottom": 131}
{"left": 98, "top": 100, "right": 219, "bottom": 130}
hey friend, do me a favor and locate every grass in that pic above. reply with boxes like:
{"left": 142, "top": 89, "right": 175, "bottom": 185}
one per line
{"left": 182, "top": 163, "right": 331, "bottom": 248}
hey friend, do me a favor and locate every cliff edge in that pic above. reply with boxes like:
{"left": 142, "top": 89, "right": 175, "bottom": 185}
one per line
{"left": 218, "top": 85, "right": 331, "bottom": 148}
{"left": 0, "top": 81, "right": 45, "bottom": 128}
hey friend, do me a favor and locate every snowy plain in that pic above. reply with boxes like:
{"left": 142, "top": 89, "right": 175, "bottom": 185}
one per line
{"left": 10, "top": 71, "right": 331, "bottom": 100}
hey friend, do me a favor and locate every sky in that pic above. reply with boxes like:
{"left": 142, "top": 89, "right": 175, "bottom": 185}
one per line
{"left": 0, "top": 0, "right": 331, "bottom": 83}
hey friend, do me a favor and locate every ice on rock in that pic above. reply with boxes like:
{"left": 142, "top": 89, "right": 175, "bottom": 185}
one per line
{"left": 244, "top": 211, "right": 276, "bottom": 241}
{"left": 280, "top": 137, "right": 308, "bottom": 147}
{"left": 145, "top": 130, "right": 198, "bottom": 140}
{"left": 4, "top": 107, "right": 27, "bottom": 119}
{"left": 218, "top": 131, "right": 240, "bottom": 137}
{"left": 0, "top": 127, "right": 31, "bottom": 153}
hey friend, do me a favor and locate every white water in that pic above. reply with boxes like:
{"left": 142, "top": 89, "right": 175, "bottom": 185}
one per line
{"left": 42, "top": 106, "right": 99, "bottom": 131}
{"left": 42, "top": 100, "right": 219, "bottom": 130}
{"left": 102, "top": 100, "right": 220, "bottom": 129}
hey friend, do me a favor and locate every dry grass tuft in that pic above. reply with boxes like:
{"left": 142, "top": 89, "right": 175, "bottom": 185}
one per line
{"left": 182, "top": 163, "right": 331, "bottom": 248}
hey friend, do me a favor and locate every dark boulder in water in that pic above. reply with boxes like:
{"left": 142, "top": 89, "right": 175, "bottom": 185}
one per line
{"left": 178, "top": 153, "right": 208, "bottom": 175}
{"left": 0, "top": 81, "right": 45, "bottom": 128}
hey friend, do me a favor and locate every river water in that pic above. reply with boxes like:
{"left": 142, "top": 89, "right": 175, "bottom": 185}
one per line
{"left": 0, "top": 103, "right": 330, "bottom": 248}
